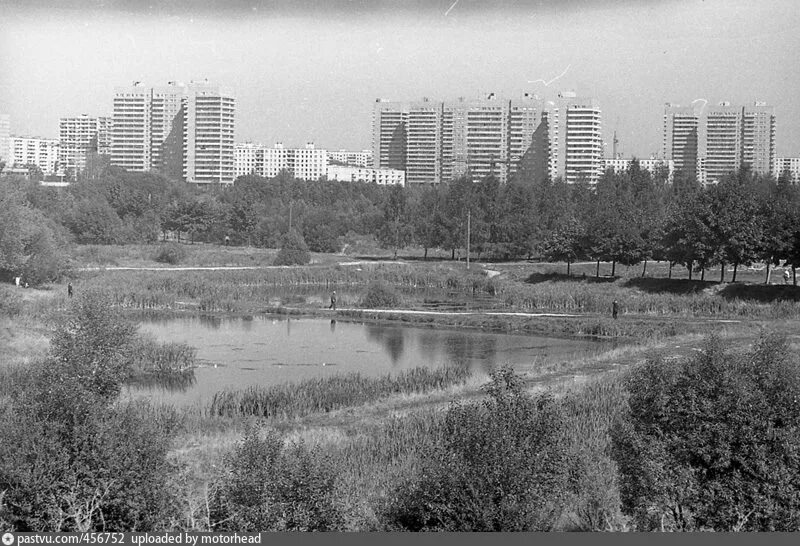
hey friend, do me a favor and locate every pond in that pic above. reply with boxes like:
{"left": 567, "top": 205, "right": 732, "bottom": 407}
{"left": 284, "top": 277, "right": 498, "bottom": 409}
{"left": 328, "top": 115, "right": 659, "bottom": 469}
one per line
{"left": 127, "top": 314, "right": 609, "bottom": 407}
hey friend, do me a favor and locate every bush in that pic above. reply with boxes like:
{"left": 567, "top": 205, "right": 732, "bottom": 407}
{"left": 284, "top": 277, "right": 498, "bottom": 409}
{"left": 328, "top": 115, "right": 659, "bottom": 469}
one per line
{"left": 0, "top": 291, "right": 181, "bottom": 531}
{"left": 360, "top": 282, "right": 402, "bottom": 309}
{"left": 273, "top": 230, "right": 310, "bottom": 266}
{"left": 0, "top": 395, "right": 181, "bottom": 531}
{"left": 154, "top": 242, "right": 186, "bottom": 265}
{"left": 49, "top": 291, "right": 137, "bottom": 400}
{"left": 382, "top": 367, "right": 573, "bottom": 531}
{"left": 210, "top": 427, "right": 345, "bottom": 531}
{"left": 611, "top": 333, "right": 800, "bottom": 531}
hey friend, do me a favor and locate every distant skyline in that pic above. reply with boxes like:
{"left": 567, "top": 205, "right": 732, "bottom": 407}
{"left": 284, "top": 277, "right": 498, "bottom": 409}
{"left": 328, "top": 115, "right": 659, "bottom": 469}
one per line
{"left": 2, "top": 0, "right": 799, "bottom": 157}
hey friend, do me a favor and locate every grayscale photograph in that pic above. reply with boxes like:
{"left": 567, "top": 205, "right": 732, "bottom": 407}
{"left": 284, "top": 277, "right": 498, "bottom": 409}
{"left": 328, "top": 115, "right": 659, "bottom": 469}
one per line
{"left": 1, "top": 0, "right": 800, "bottom": 535}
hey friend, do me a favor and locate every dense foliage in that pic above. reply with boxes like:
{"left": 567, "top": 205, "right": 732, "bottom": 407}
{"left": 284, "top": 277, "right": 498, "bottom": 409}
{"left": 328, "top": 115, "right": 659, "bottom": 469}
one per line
{"left": 0, "top": 292, "right": 182, "bottom": 531}
{"left": 4, "top": 157, "right": 800, "bottom": 284}
{"left": 209, "top": 427, "right": 345, "bottom": 531}
{"left": 383, "top": 367, "right": 573, "bottom": 531}
{"left": 611, "top": 334, "right": 800, "bottom": 531}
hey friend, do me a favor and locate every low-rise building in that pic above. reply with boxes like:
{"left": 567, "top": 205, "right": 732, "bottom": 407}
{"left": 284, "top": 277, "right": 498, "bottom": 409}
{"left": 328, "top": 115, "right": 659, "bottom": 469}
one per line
{"left": 774, "top": 157, "right": 800, "bottom": 184}
{"left": 604, "top": 157, "right": 674, "bottom": 183}
{"left": 328, "top": 149, "right": 373, "bottom": 167}
{"left": 234, "top": 142, "right": 328, "bottom": 181}
{"left": 7, "top": 136, "right": 62, "bottom": 176}
{"left": 326, "top": 164, "right": 405, "bottom": 186}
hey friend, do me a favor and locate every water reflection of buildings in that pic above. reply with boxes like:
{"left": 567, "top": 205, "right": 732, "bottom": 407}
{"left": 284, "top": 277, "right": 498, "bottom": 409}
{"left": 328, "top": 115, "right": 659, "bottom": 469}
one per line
{"left": 198, "top": 314, "right": 222, "bottom": 330}
{"left": 365, "top": 325, "right": 500, "bottom": 371}
{"left": 365, "top": 324, "right": 406, "bottom": 365}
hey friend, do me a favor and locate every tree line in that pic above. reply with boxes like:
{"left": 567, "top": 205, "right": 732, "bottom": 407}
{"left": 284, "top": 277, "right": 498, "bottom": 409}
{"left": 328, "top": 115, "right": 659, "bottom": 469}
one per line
{"left": 3, "top": 154, "right": 800, "bottom": 284}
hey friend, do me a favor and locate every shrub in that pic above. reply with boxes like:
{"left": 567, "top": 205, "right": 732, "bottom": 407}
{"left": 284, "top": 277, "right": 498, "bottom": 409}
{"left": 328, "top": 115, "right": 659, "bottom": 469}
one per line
{"left": 611, "top": 333, "right": 800, "bottom": 531}
{"left": 210, "top": 427, "right": 345, "bottom": 531}
{"left": 273, "top": 230, "right": 310, "bottom": 266}
{"left": 360, "top": 281, "right": 402, "bottom": 309}
{"left": 0, "top": 395, "right": 181, "bottom": 531}
{"left": 382, "top": 367, "right": 573, "bottom": 531}
{"left": 49, "top": 291, "right": 137, "bottom": 400}
{"left": 154, "top": 242, "right": 186, "bottom": 265}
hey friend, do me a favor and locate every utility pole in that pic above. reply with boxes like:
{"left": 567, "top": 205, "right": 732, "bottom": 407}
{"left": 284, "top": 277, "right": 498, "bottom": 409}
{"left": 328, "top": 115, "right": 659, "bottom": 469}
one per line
{"left": 288, "top": 201, "right": 293, "bottom": 233}
{"left": 466, "top": 208, "right": 471, "bottom": 270}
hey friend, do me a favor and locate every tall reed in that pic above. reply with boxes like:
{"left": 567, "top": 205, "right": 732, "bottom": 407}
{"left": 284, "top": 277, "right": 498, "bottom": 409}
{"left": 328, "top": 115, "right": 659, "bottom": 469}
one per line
{"left": 208, "top": 366, "right": 471, "bottom": 419}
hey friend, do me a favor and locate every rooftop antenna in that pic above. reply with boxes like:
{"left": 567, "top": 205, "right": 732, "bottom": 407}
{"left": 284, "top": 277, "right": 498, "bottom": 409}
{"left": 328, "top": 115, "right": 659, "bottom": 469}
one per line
{"left": 612, "top": 130, "right": 619, "bottom": 159}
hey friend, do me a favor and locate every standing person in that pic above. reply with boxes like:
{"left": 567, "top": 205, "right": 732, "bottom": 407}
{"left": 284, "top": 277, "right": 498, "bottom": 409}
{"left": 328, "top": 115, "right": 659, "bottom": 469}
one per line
{"left": 784, "top": 270, "right": 791, "bottom": 285}
{"left": 67, "top": 282, "right": 73, "bottom": 298}
{"left": 329, "top": 290, "right": 337, "bottom": 311}
{"left": 225, "top": 235, "right": 230, "bottom": 246}
{"left": 612, "top": 299, "right": 619, "bottom": 320}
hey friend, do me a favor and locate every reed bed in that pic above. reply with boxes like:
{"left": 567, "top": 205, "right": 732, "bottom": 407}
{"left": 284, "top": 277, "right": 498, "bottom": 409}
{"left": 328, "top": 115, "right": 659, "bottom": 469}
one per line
{"left": 67, "top": 263, "right": 800, "bottom": 320}
{"left": 208, "top": 366, "right": 471, "bottom": 419}
{"left": 128, "top": 335, "right": 197, "bottom": 376}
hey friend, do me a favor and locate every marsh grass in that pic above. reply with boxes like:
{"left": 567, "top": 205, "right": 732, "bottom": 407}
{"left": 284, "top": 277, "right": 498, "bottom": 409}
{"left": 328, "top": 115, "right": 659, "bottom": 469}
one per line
{"left": 208, "top": 366, "right": 472, "bottom": 419}
{"left": 128, "top": 335, "right": 197, "bottom": 376}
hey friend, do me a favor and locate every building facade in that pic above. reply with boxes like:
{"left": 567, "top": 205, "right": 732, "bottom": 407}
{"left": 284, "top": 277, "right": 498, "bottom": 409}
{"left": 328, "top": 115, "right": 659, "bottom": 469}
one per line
{"left": 702, "top": 101, "right": 775, "bottom": 183}
{"left": 662, "top": 103, "right": 699, "bottom": 182}
{"left": 111, "top": 80, "right": 236, "bottom": 184}
{"left": 7, "top": 136, "right": 61, "bottom": 176}
{"left": 774, "top": 157, "right": 800, "bottom": 185}
{"left": 59, "top": 114, "right": 112, "bottom": 178}
{"left": 328, "top": 149, "right": 373, "bottom": 167}
{"left": 604, "top": 157, "right": 674, "bottom": 183}
{"left": 372, "top": 93, "right": 549, "bottom": 185}
{"left": 326, "top": 164, "right": 405, "bottom": 186}
{"left": 233, "top": 142, "right": 327, "bottom": 181}
{"left": 546, "top": 92, "right": 604, "bottom": 184}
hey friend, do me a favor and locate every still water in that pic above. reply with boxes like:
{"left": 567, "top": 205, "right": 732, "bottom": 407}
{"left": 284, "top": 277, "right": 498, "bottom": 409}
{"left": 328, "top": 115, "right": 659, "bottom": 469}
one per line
{"left": 129, "top": 315, "right": 607, "bottom": 407}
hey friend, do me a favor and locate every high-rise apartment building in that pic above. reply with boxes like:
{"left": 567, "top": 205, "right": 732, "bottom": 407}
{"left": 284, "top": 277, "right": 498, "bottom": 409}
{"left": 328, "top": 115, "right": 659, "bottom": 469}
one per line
{"left": 183, "top": 82, "right": 235, "bottom": 184}
{"left": 663, "top": 103, "right": 699, "bottom": 182}
{"left": 7, "top": 136, "right": 61, "bottom": 176}
{"left": 59, "top": 114, "right": 112, "bottom": 178}
{"left": 405, "top": 99, "right": 442, "bottom": 184}
{"left": 544, "top": 92, "right": 604, "bottom": 184}
{"left": 372, "top": 93, "right": 547, "bottom": 185}
{"left": 702, "top": 101, "right": 775, "bottom": 183}
{"left": 704, "top": 102, "right": 743, "bottom": 183}
{"left": 112, "top": 84, "right": 152, "bottom": 172}
{"left": 372, "top": 100, "right": 407, "bottom": 172}
{"left": 111, "top": 80, "right": 235, "bottom": 184}
{"left": 742, "top": 102, "right": 775, "bottom": 176}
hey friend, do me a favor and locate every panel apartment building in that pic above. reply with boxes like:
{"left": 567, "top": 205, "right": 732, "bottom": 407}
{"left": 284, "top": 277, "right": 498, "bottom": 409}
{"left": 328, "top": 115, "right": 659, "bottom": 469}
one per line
{"left": 663, "top": 103, "right": 699, "bottom": 182}
{"left": 7, "top": 136, "right": 61, "bottom": 176}
{"left": 59, "top": 114, "right": 112, "bottom": 178}
{"left": 703, "top": 101, "right": 775, "bottom": 183}
{"left": 373, "top": 92, "right": 602, "bottom": 185}
{"left": 234, "top": 142, "right": 327, "bottom": 181}
{"left": 111, "top": 80, "right": 235, "bottom": 184}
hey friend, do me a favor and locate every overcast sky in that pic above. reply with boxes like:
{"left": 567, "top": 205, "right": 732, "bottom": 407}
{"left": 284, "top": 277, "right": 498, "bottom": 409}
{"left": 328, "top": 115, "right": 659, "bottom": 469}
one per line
{"left": 2, "top": 0, "right": 798, "bottom": 157}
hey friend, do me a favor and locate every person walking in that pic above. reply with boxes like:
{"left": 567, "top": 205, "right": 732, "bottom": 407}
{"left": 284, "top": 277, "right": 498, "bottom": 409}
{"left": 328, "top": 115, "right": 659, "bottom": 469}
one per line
{"left": 67, "top": 282, "right": 73, "bottom": 298}
{"left": 329, "top": 290, "right": 337, "bottom": 311}
{"left": 612, "top": 299, "right": 619, "bottom": 320}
